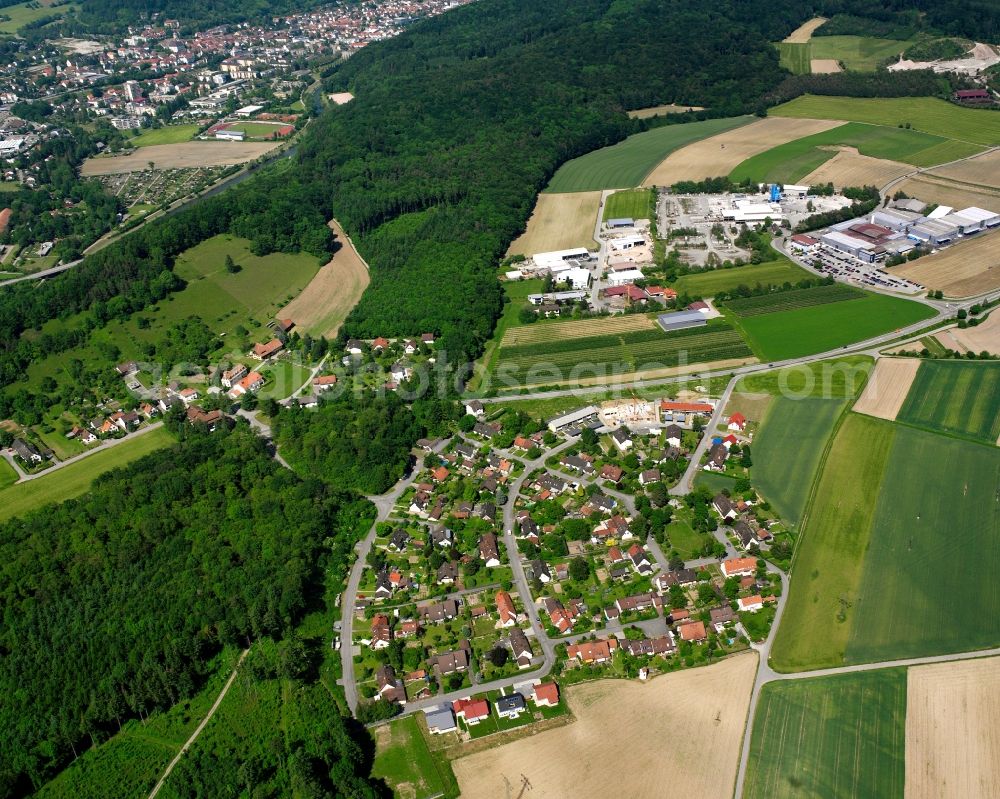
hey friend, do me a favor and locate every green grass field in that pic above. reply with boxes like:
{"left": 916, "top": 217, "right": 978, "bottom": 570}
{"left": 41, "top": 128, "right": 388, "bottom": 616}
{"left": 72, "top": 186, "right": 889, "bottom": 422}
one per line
{"left": 130, "top": 124, "right": 201, "bottom": 147}
{"left": 693, "top": 471, "right": 739, "bottom": 494}
{"left": 735, "top": 356, "right": 872, "bottom": 398}
{"left": 372, "top": 714, "right": 458, "bottom": 799}
{"left": 726, "top": 284, "right": 864, "bottom": 317}
{"left": 732, "top": 292, "right": 935, "bottom": 361}
{"left": 471, "top": 277, "right": 543, "bottom": 390}
{"left": 845, "top": 426, "right": 1000, "bottom": 663}
{"left": 730, "top": 122, "right": 982, "bottom": 183}
{"left": 744, "top": 668, "right": 906, "bottom": 799}
{"left": 35, "top": 648, "right": 241, "bottom": 799}
{"left": 772, "top": 95, "right": 1000, "bottom": 146}
{"left": 672, "top": 259, "right": 812, "bottom": 297}
{"left": 545, "top": 115, "right": 754, "bottom": 192}
{"left": 602, "top": 188, "right": 653, "bottom": 220}
{"left": 777, "top": 42, "right": 811, "bottom": 75}
{"left": 0, "top": 427, "right": 173, "bottom": 523}
{"left": 665, "top": 519, "right": 714, "bottom": 559}
{"left": 771, "top": 414, "right": 895, "bottom": 671}
{"left": 0, "top": 0, "right": 74, "bottom": 33}
{"left": 0, "top": 458, "right": 17, "bottom": 489}
{"left": 897, "top": 360, "right": 1000, "bottom": 443}
{"left": 810, "top": 35, "right": 910, "bottom": 71}
{"left": 751, "top": 397, "right": 848, "bottom": 526}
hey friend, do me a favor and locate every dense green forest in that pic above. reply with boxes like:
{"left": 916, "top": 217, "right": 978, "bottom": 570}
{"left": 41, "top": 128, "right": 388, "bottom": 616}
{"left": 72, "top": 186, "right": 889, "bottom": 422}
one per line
{"left": 0, "top": 422, "right": 377, "bottom": 796}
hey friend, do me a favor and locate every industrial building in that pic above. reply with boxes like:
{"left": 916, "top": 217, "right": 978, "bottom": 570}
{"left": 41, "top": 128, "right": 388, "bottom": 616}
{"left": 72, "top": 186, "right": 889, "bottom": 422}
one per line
{"left": 657, "top": 310, "right": 709, "bottom": 332}
{"left": 527, "top": 290, "right": 587, "bottom": 305}
{"left": 722, "top": 197, "right": 784, "bottom": 223}
{"left": 908, "top": 218, "right": 960, "bottom": 246}
{"left": 533, "top": 248, "right": 591, "bottom": 271}
{"left": 870, "top": 208, "right": 922, "bottom": 233}
{"left": 607, "top": 217, "right": 634, "bottom": 229}
{"left": 607, "top": 268, "right": 644, "bottom": 286}
{"left": 608, "top": 235, "right": 647, "bottom": 252}
{"left": 558, "top": 266, "right": 591, "bottom": 290}
{"left": 547, "top": 406, "right": 601, "bottom": 433}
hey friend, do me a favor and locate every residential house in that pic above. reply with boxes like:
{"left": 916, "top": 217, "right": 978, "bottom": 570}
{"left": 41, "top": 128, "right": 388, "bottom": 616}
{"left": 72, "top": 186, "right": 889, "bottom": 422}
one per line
{"left": 374, "top": 570, "right": 394, "bottom": 600}
{"left": 733, "top": 521, "right": 759, "bottom": 550}
{"left": 532, "top": 682, "right": 560, "bottom": 707}
{"left": 453, "top": 697, "right": 490, "bottom": 725}
{"left": 464, "top": 400, "right": 485, "bottom": 417}
{"left": 721, "top": 557, "right": 758, "bottom": 578}
{"left": 566, "top": 637, "right": 619, "bottom": 664}
{"left": 253, "top": 338, "right": 284, "bottom": 360}
{"left": 738, "top": 595, "right": 764, "bottom": 613}
{"left": 473, "top": 422, "right": 501, "bottom": 439}
{"left": 664, "top": 424, "right": 684, "bottom": 448}
{"left": 513, "top": 435, "right": 533, "bottom": 451}
{"left": 530, "top": 559, "right": 551, "bottom": 584}
{"left": 313, "top": 374, "right": 338, "bottom": 392}
{"left": 431, "top": 525, "right": 453, "bottom": 548}
{"left": 560, "top": 454, "right": 594, "bottom": 475}
{"left": 345, "top": 339, "right": 364, "bottom": 355}
{"left": 419, "top": 599, "right": 460, "bottom": 623}
{"left": 398, "top": 619, "right": 421, "bottom": 638}
{"left": 375, "top": 664, "right": 405, "bottom": 703}
{"left": 371, "top": 337, "right": 390, "bottom": 352}
{"left": 496, "top": 693, "right": 527, "bottom": 720}
{"left": 496, "top": 590, "right": 517, "bottom": 627}
{"left": 186, "top": 407, "right": 223, "bottom": 430}
{"left": 403, "top": 339, "right": 419, "bottom": 355}
{"left": 424, "top": 705, "right": 457, "bottom": 734}
{"left": 508, "top": 628, "right": 533, "bottom": 668}
{"left": 713, "top": 494, "right": 738, "bottom": 521}
{"left": 628, "top": 544, "right": 653, "bottom": 575}
{"left": 600, "top": 464, "right": 624, "bottom": 484}
{"left": 369, "top": 614, "right": 392, "bottom": 649}
{"left": 615, "top": 591, "right": 663, "bottom": 615}
{"left": 639, "top": 468, "right": 660, "bottom": 486}
{"left": 728, "top": 412, "right": 747, "bottom": 432}
{"left": 676, "top": 620, "right": 707, "bottom": 642}
{"left": 431, "top": 466, "right": 449, "bottom": 483}
{"left": 229, "top": 370, "right": 265, "bottom": 399}
{"left": 388, "top": 528, "right": 410, "bottom": 551}
{"left": 706, "top": 443, "right": 728, "bottom": 470}
{"left": 178, "top": 387, "right": 199, "bottom": 404}
{"left": 421, "top": 333, "right": 436, "bottom": 345}
{"left": 611, "top": 427, "right": 633, "bottom": 452}
{"left": 409, "top": 491, "right": 430, "bottom": 516}
{"left": 221, "top": 363, "right": 248, "bottom": 388}
{"left": 432, "top": 644, "right": 470, "bottom": 677}
{"left": 473, "top": 501, "right": 497, "bottom": 522}
{"left": 709, "top": 605, "right": 737, "bottom": 631}
{"left": 11, "top": 438, "right": 42, "bottom": 464}
{"left": 621, "top": 635, "right": 676, "bottom": 657}
{"left": 479, "top": 533, "right": 501, "bottom": 567}
{"left": 436, "top": 561, "right": 459, "bottom": 586}
{"left": 592, "top": 515, "right": 631, "bottom": 543}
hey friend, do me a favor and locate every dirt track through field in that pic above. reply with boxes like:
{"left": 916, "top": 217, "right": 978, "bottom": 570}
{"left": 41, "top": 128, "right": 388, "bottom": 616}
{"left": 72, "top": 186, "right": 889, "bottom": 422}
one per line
{"left": 935, "top": 312, "right": 1000, "bottom": 355}
{"left": 81, "top": 142, "right": 282, "bottom": 174}
{"left": 642, "top": 117, "right": 844, "bottom": 187}
{"left": 906, "top": 657, "right": 1000, "bottom": 799}
{"left": 783, "top": 17, "right": 827, "bottom": 43}
{"left": 280, "top": 219, "right": 369, "bottom": 337}
{"left": 507, "top": 191, "right": 601, "bottom": 256}
{"left": 853, "top": 357, "right": 920, "bottom": 420}
{"left": 453, "top": 653, "right": 757, "bottom": 799}
{"left": 810, "top": 59, "right": 842, "bottom": 73}
{"left": 803, "top": 148, "right": 913, "bottom": 189}
{"left": 890, "top": 231, "right": 1000, "bottom": 297}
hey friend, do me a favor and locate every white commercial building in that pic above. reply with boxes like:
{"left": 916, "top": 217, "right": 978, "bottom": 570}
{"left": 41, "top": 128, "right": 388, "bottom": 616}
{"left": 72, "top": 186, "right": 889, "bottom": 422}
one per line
{"left": 0, "top": 138, "right": 25, "bottom": 156}
{"left": 606, "top": 268, "right": 644, "bottom": 286}
{"left": 608, "top": 235, "right": 646, "bottom": 252}
{"left": 534, "top": 248, "right": 590, "bottom": 271}
{"left": 723, "top": 199, "right": 783, "bottom": 223}
{"left": 559, "top": 266, "right": 591, "bottom": 290}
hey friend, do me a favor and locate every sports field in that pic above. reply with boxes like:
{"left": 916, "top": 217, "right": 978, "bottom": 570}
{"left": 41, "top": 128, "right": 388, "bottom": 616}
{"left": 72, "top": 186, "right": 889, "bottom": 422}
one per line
{"left": 751, "top": 397, "right": 847, "bottom": 526}
{"left": 890, "top": 227, "right": 1000, "bottom": 296}
{"left": 507, "top": 191, "right": 600, "bottom": 255}
{"left": 219, "top": 121, "right": 293, "bottom": 140}
{"left": 771, "top": 413, "right": 895, "bottom": 671}
{"left": 732, "top": 292, "right": 935, "bottom": 361}
{"left": 771, "top": 96, "right": 1000, "bottom": 146}
{"left": 455, "top": 654, "right": 756, "bottom": 799}
{"left": 372, "top": 714, "right": 458, "bottom": 799}
{"left": 280, "top": 220, "right": 369, "bottom": 337}
{"left": 643, "top": 117, "right": 843, "bottom": 187}
{"left": 672, "top": 259, "right": 811, "bottom": 297}
{"left": 602, "top": 188, "right": 653, "bottom": 220}
{"left": 545, "top": 116, "right": 754, "bottom": 193}
{"left": 130, "top": 125, "right": 200, "bottom": 147}
{"left": 896, "top": 360, "right": 1000, "bottom": 443}
{"left": 729, "top": 122, "right": 980, "bottom": 183}
{"left": 0, "top": 427, "right": 173, "bottom": 523}
{"left": 494, "top": 317, "right": 753, "bottom": 386}
{"left": 810, "top": 35, "right": 910, "bottom": 71}
{"left": 846, "top": 426, "right": 1000, "bottom": 663}
{"left": 744, "top": 668, "right": 906, "bottom": 799}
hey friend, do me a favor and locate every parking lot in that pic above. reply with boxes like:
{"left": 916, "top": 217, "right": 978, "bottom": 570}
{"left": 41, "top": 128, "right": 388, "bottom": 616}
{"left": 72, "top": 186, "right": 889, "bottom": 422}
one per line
{"left": 797, "top": 244, "right": 925, "bottom": 295}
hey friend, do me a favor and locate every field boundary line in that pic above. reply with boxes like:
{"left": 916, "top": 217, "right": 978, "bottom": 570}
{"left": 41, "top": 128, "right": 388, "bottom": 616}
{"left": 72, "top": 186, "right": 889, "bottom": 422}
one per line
{"left": 638, "top": 115, "right": 757, "bottom": 186}
{"left": 148, "top": 647, "right": 250, "bottom": 798}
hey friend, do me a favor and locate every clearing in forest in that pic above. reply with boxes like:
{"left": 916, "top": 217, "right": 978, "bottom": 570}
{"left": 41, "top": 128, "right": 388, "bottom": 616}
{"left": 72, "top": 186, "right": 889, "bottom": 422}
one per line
{"left": 454, "top": 654, "right": 756, "bottom": 799}
{"left": 852, "top": 357, "right": 920, "bottom": 421}
{"left": 782, "top": 17, "right": 827, "bottom": 43}
{"left": 627, "top": 104, "right": 705, "bottom": 119}
{"left": 507, "top": 191, "right": 600, "bottom": 255}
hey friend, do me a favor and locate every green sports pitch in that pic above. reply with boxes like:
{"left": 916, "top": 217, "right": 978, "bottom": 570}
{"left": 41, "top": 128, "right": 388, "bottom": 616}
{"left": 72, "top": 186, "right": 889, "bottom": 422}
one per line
{"left": 545, "top": 115, "right": 753, "bottom": 193}
{"left": 897, "top": 360, "right": 1000, "bottom": 444}
{"left": 744, "top": 668, "right": 906, "bottom": 799}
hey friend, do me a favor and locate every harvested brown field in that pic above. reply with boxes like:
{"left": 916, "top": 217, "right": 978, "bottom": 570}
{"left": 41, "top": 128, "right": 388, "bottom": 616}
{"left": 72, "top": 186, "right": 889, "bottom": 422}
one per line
{"left": 906, "top": 656, "right": 1000, "bottom": 799}
{"left": 890, "top": 230, "right": 1000, "bottom": 297}
{"left": 501, "top": 313, "right": 655, "bottom": 346}
{"left": 280, "top": 219, "right": 369, "bottom": 337}
{"left": 852, "top": 357, "right": 920, "bottom": 420}
{"left": 783, "top": 17, "right": 827, "bottom": 43}
{"left": 80, "top": 142, "right": 281, "bottom": 175}
{"left": 926, "top": 149, "right": 1000, "bottom": 190}
{"left": 893, "top": 175, "right": 1000, "bottom": 214}
{"left": 935, "top": 311, "right": 1000, "bottom": 355}
{"left": 810, "top": 58, "right": 843, "bottom": 73}
{"left": 627, "top": 104, "right": 706, "bottom": 119}
{"left": 642, "top": 117, "right": 844, "bottom": 187}
{"left": 507, "top": 191, "right": 600, "bottom": 256}
{"left": 453, "top": 654, "right": 757, "bottom": 799}
{"left": 803, "top": 148, "right": 913, "bottom": 190}
{"left": 518, "top": 356, "right": 758, "bottom": 389}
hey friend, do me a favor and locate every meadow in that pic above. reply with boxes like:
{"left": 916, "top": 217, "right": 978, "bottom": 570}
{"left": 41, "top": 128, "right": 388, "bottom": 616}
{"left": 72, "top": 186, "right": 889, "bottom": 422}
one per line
{"left": 751, "top": 397, "right": 848, "bottom": 526}
{"left": 729, "top": 122, "right": 982, "bottom": 183}
{"left": 35, "top": 648, "right": 241, "bottom": 799}
{"left": 0, "top": 458, "right": 17, "bottom": 489}
{"left": 771, "top": 96, "right": 1000, "bottom": 146}
{"left": 0, "top": 0, "right": 74, "bottom": 34}
{"left": 494, "top": 320, "right": 753, "bottom": 385}
{"left": 777, "top": 42, "right": 810, "bottom": 75}
{"left": 810, "top": 35, "right": 911, "bottom": 71}
{"left": 672, "top": 259, "right": 811, "bottom": 297}
{"left": 372, "top": 714, "right": 458, "bottom": 799}
{"left": 471, "top": 277, "right": 544, "bottom": 390}
{"left": 0, "top": 426, "right": 173, "bottom": 523}
{"left": 725, "top": 284, "right": 864, "bottom": 317}
{"left": 735, "top": 356, "right": 873, "bottom": 399}
{"left": 732, "top": 292, "right": 935, "bottom": 361}
{"left": 770, "top": 414, "right": 895, "bottom": 671}
{"left": 602, "top": 188, "right": 653, "bottom": 220}
{"left": 897, "top": 360, "right": 1000, "bottom": 443}
{"left": 545, "top": 115, "right": 754, "bottom": 192}
{"left": 845, "top": 427, "right": 1000, "bottom": 663}
{"left": 130, "top": 124, "right": 201, "bottom": 147}
{"left": 666, "top": 519, "right": 714, "bottom": 560}
{"left": 744, "top": 668, "right": 907, "bottom": 799}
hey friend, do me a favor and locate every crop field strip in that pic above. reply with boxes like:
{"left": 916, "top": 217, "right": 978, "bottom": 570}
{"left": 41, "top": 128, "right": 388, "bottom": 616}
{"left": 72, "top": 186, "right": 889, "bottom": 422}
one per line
{"left": 725, "top": 284, "right": 864, "bottom": 317}
{"left": 500, "top": 313, "right": 655, "bottom": 346}
{"left": 809, "top": 35, "right": 911, "bottom": 71}
{"left": 671, "top": 259, "right": 812, "bottom": 297}
{"left": 896, "top": 360, "right": 1000, "bottom": 443}
{"left": 744, "top": 668, "right": 907, "bottom": 799}
{"left": 496, "top": 323, "right": 752, "bottom": 381}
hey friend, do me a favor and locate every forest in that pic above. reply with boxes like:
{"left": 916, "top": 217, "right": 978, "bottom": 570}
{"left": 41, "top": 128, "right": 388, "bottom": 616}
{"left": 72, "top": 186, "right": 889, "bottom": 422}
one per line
{"left": 0, "top": 421, "right": 377, "bottom": 796}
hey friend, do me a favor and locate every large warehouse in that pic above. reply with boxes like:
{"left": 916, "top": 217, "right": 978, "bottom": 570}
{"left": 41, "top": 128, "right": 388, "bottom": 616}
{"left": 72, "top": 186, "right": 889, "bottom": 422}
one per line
{"left": 533, "top": 248, "right": 591, "bottom": 271}
{"left": 657, "top": 310, "right": 708, "bottom": 332}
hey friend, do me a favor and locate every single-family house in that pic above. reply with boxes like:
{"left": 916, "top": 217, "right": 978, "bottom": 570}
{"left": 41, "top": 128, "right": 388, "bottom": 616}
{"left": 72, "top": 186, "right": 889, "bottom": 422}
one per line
{"left": 479, "top": 533, "right": 501, "bottom": 567}
{"left": 433, "top": 645, "right": 470, "bottom": 676}
{"left": 728, "top": 412, "right": 747, "bottom": 432}
{"left": 436, "top": 561, "right": 459, "bottom": 585}
{"left": 388, "top": 528, "right": 410, "bottom": 551}
{"left": 509, "top": 628, "right": 533, "bottom": 668}
{"left": 664, "top": 424, "right": 684, "bottom": 448}
{"left": 738, "top": 595, "right": 764, "bottom": 613}
{"left": 11, "top": 438, "right": 42, "bottom": 464}
{"left": 253, "top": 338, "right": 284, "bottom": 360}
{"left": 496, "top": 590, "right": 518, "bottom": 627}
{"left": 453, "top": 697, "right": 490, "bottom": 725}
{"left": 496, "top": 693, "right": 527, "bottom": 720}
{"left": 639, "top": 468, "right": 660, "bottom": 486}
{"left": 600, "top": 464, "right": 624, "bottom": 484}
{"left": 375, "top": 665, "right": 405, "bottom": 703}
{"left": 313, "top": 374, "right": 338, "bottom": 392}
{"left": 424, "top": 705, "right": 456, "bottom": 734}
{"left": 420, "top": 599, "right": 460, "bottom": 623}
{"left": 721, "top": 557, "right": 758, "bottom": 578}
{"left": 530, "top": 559, "right": 551, "bottom": 583}
{"left": 369, "top": 614, "right": 392, "bottom": 649}
{"left": 345, "top": 339, "right": 364, "bottom": 355}
{"left": 676, "top": 620, "right": 707, "bottom": 642}
{"left": 611, "top": 427, "right": 633, "bottom": 451}
{"left": 713, "top": 494, "right": 738, "bottom": 521}
{"left": 621, "top": 635, "right": 676, "bottom": 657}
{"left": 464, "top": 400, "right": 485, "bottom": 417}
{"left": 709, "top": 605, "right": 737, "bottom": 631}
{"left": 533, "top": 682, "right": 560, "bottom": 707}
{"left": 566, "top": 637, "right": 619, "bottom": 664}
{"left": 178, "top": 387, "right": 199, "bottom": 404}
{"left": 628, "top": 544, "right": 653, "bottom": 575}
